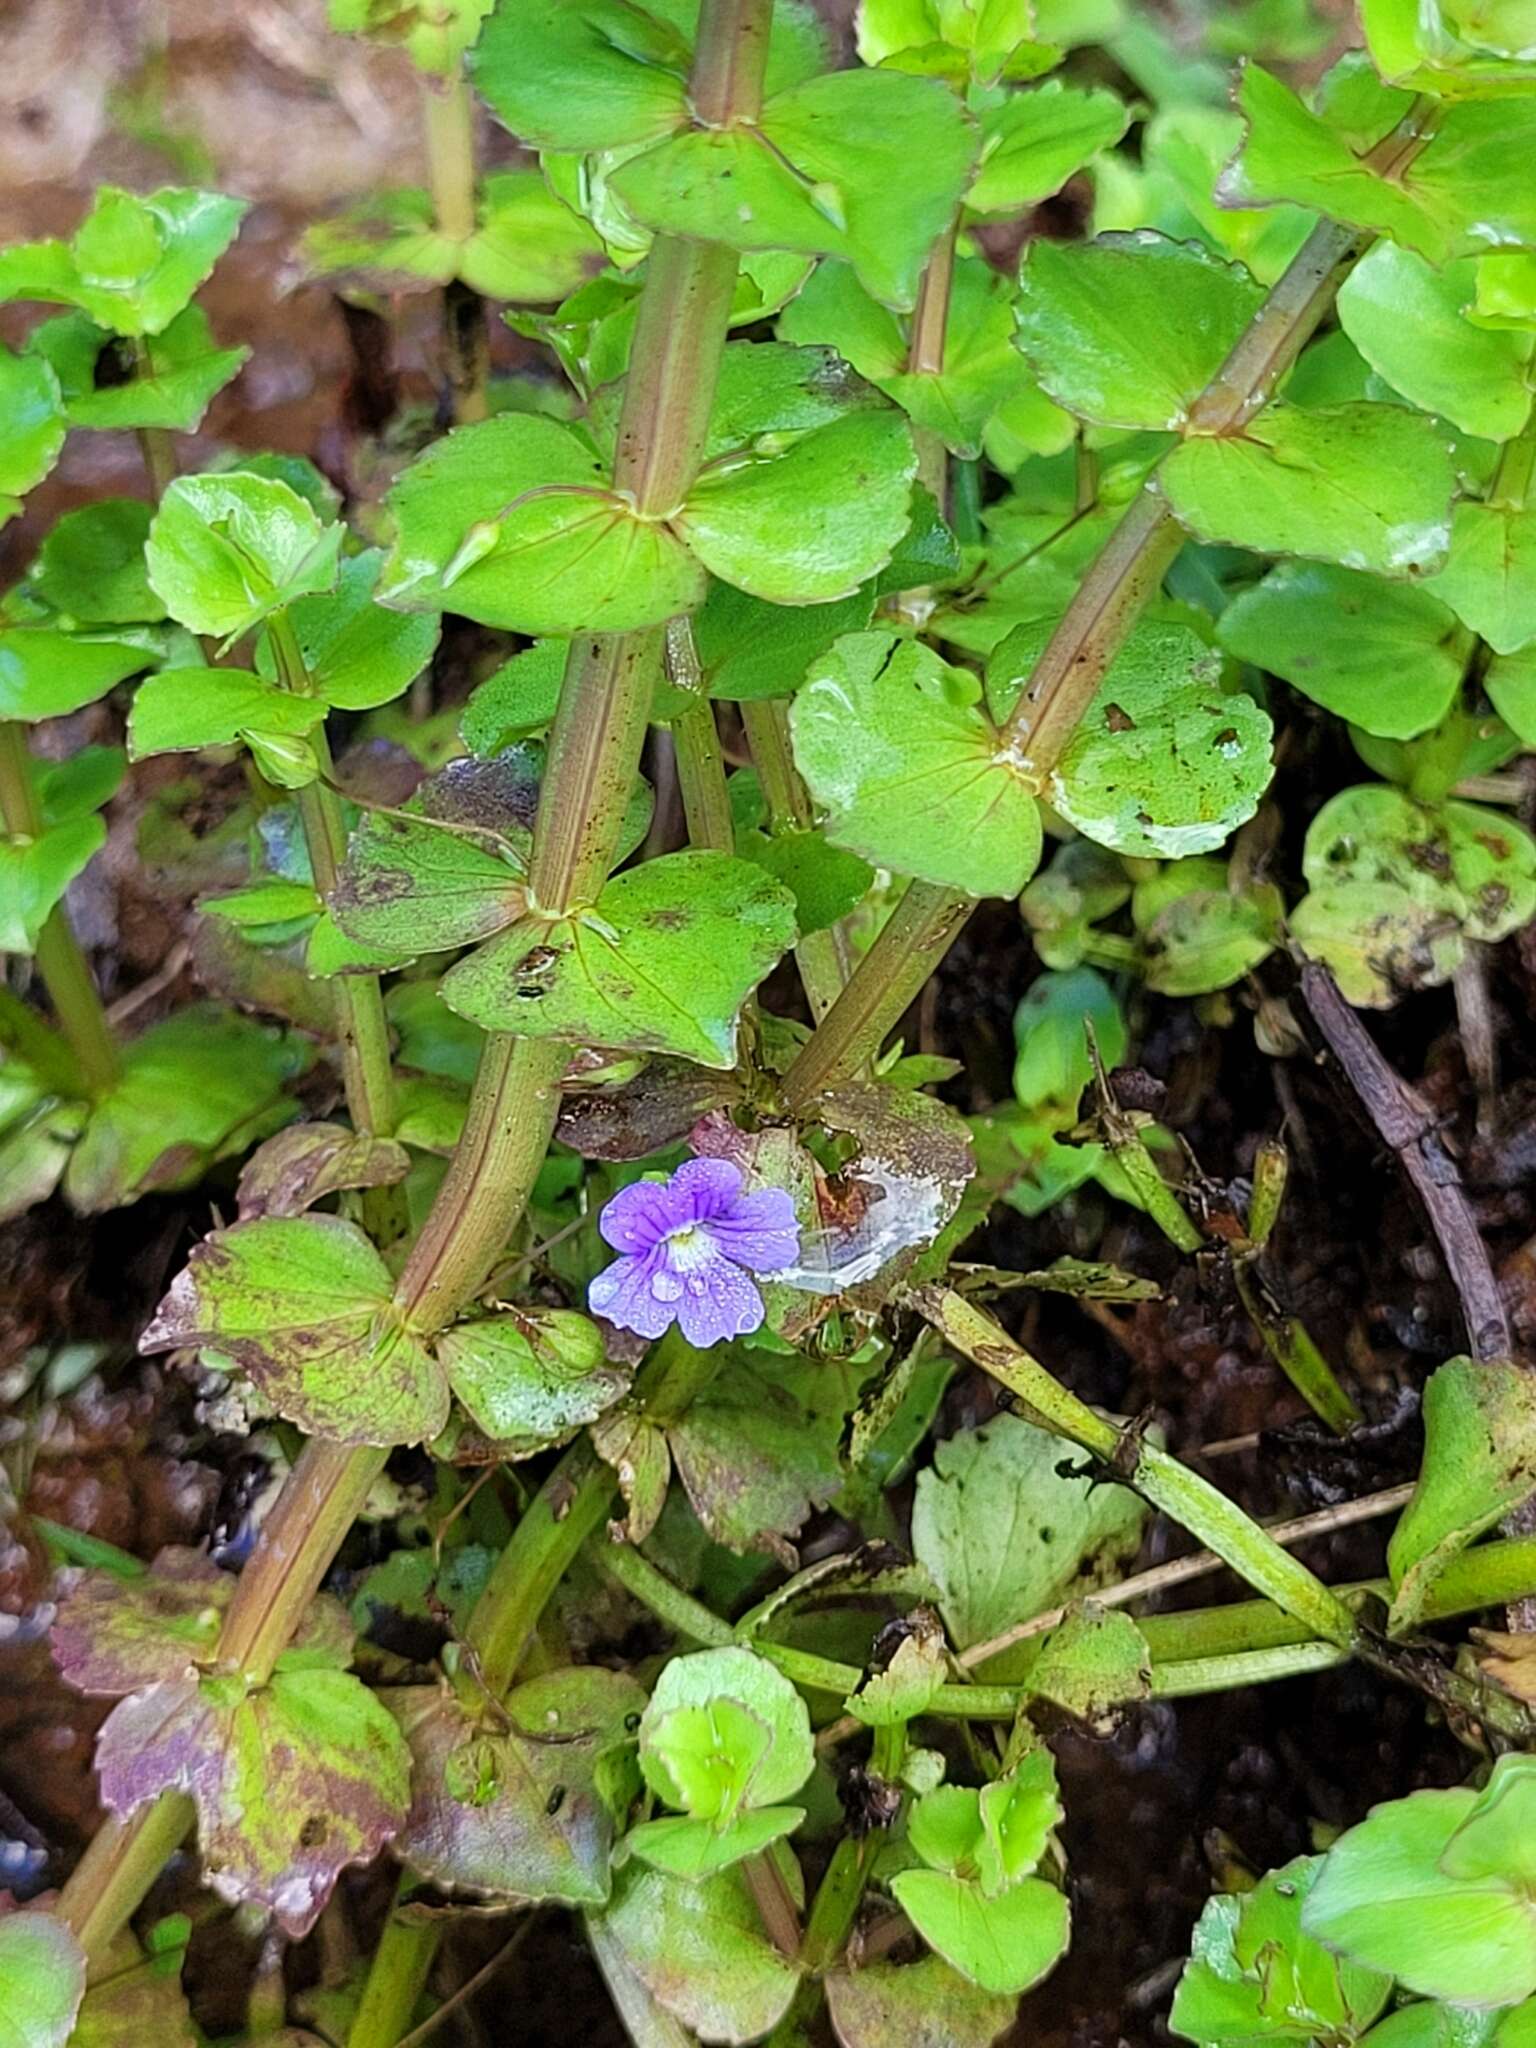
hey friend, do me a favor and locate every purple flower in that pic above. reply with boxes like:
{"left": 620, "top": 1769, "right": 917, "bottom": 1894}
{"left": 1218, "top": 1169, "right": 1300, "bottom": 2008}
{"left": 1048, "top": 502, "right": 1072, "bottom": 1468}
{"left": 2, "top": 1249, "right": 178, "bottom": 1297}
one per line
{"left": 588, "top": 1157, "right": 800, "bottom": 1349}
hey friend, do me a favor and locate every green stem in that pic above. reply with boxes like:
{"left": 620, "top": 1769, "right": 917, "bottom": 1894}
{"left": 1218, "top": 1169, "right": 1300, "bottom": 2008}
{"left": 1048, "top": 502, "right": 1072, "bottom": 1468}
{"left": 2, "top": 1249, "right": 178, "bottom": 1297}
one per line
{"left": 0, "top": 720, "right": 119, "bottom": 1096}
{"left": 739, "top": 696, "right": 851, "bottom": 1021}
{"left": 131, "top": 339, "right": 177, "bottom": 497}
{"left": 422, "top": 65, "right": 487, "bottom": 424}
{"left": 217, "top": 1441, "right": 390, "bottom": 1679}
{"left": 346, "top": 1877, "right": 436, "bottom": 2048}
{"left": 394, "top": 1035, "right": 568, "bottom": 1333}
{"left": 742, "top": 1851, "right": 802, "bottom": 1958}
{"left": 903, "top": 217, "right": 958, "bottom": 512}
{"left": 782, "top": 881, "right": 969, "bottom": 1107}
{"left": 592, "top": 1537, "right": 734, "bottom": 1647}
{"left": 1232, "top": 1262, "right": 1363, "bottom": 1436}
{"left": 665, "top": 620, "right": 734, "bottom": 853}
{"left": 467, "top": 1439, "right": 615, "bottom": 1696}
{"left": 56, "top": 1793, "right": 196, "bottom": 1952}
{"left": 1149, "top": 1642, "right": 1347, "bottom": 1696}
{"left": 0, "top": 983, "right": 82, "bottom": 1096}
{"left": 267, "top": 610, "right": 398, "bottom": 1148}
{"left": 908, "top": 1284, "right": 1357, "bottom": 1647}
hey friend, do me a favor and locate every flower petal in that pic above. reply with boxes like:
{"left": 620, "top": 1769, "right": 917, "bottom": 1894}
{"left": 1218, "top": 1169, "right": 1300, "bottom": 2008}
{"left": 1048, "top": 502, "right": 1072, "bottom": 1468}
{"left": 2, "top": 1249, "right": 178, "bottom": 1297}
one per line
{"left": 672, "top": 1241, "right": 767, "bottom": 1348}
{"left": 669, "top": 1155, "right": 747, "bottom": 1221}
{"left": 599, "top": 1176, "right": 688, "bottom": 1255}
{"left": 704, "top": 1185, "right": 801, "bottom": 1273}
{"left": 589, "top": 1249, "right": 677, "bottom": 1339}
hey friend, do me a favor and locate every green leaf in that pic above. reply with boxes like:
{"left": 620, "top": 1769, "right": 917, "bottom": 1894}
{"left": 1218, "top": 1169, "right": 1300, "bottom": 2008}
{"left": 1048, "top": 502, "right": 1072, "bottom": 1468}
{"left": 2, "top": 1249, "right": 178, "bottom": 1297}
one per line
{"left": 1388, "top": 1357, "right": 1536, "bottom": 1632}
{"left": 825, "top": 1954, "right": 1019, "bottom": 2048}
{"left": 1014, "top": 233, "right": 1265, "bottom": 432}
{"left": 439, "top": 1309, "right": 629, "bottom": 1452}
{"left": 911, "top": 1411, "right": 1146, "bottom": 1673}
{"left": 440, "top": 850, "right": 796, "bottom": 1066}
{"left": 0, "top": 344, "right": 66, "bottom": 504}
{"left": 780, "top": 255, "right": 1028, "bottom": 458}
{"left": 51, "top": 1545, "right": 348, "bottom": 1694}
{"left": 889, "top": 1870, "right": 1070, "bottom": 1996}
{"left": 638, "top": 1698, "right": 773, "bottom": 1829}
{"left": 37, "top": 746, "right": 127, "bottom": 826}
{"left": 597, "top": 1863, "right": 801, "bottom": 2042}
{"left": 378, "top": 413, "right": 701, "bottom": 633}
{"left": 302, "top": 170, "right": 602, "bottom": 301}
{"left": 0, "top": 628, "right": 146, "bottom": 722}
{"left": 472, "top": 0, "right": 829, "bottom": 152}
{"left": 31, "top": 500, "right": 165, "bottom": 625}
{"left": 1302, "top": 786, "right": 1536, "bottom": 949}
{"left": 128, "top": 667, "right": 328, "bottom": 760}
{"left": 1425, "top": 497, "right": 1536, "bottom": 655}
{"left": 968, "top": 79, "right": 1129, "bottom": 218}
{"left": 1475, "top": 252, "right": 1536, "bottom": 329}
{"left": 1132, "top": 859, "right": 1283, "bottom": 997}
{"left": 1218, "top": 562, "right": 1469, "bottom": 740}
{"left": 1441, "top": 1757, "right": 1536, "bottom": 1893}
{"left": 257, "top": 551, "right": 439, "bottom": 710}
{"left": 789, "top": 632, "right": 1043, "bottom": 897}
{"left": 1094, "top": 103, "right": 1315, "bottom": 286}
{"left": 737, "top": 824, "right": 874, "bottom": 934}
{"left": 1159, "top": 402, "right": 1457, "bottom": 578}
{"left": 628, "top": 1807, "right": 805, "bottom": 1881}
{"left": 0, "top": 816, "right": 105, "bottom": 954}
{"left": 1024, "top": 1604, "right": 1150, "bottom": 1724}
{"left": 609, "top": 70, "right": 979, "bottom": 313}
{"left": 1171, "top": 1855, "right": 1393, "bottom": 2046}
{"left": 0, "top": 1089, "right": 82, "bottom": 1224}
{"left": 58, "top": 306, "right": 248, "bottom": 432}
{"left": 1301, "top": 1788, "right": 1536, "bottom": 2008}
{"left": 1223, "top": 63, "right": 1536, "bottom": 269}
{"left": 331, "top": 807, "right": 529, "bottom": 956}
{"left": 676, "top": 411, "right": 916, "bottom": 603}
{"left": 0, "top": 187, "right": 247, "bottom": 335}
{"left": 1360, "top": 0, "right": 1536, "bottom": 93}
{"left": 0, "top": 1914, "right": 87, "bottom": 2048}
{"left": 1012, "top": 965, "right": 1126, "bottom": 1112}
{"left": 146, "top": 473, "right": 343, "bottom": 641}
{"left": 992, "top": 620, "right": 1274, "bottom": 860}
{"left": 641, "top": 1646, "right": 815, "bottom": 1817}
{"left": 462, "top": 639, "right": 566, "bottom": 749}
{"left": 845, "top": 1616, "right": 948, "bottom": 1728}
{"left": 235, "top": 1121, "right": 411, "bottom": 1220}
{"left": 666, "top": 1352, "right": 845, "bottom": 1557}
{"left": 1338, "top": 241, "right": 1535, "bottom": 444}
{"left": 1489, "top": 642, "right": 1536, "bottom": 745}
{"left": 95, "top": 1663, "right": 410, "bottom": 1935}
{"left": 979, "top": 1754, "right": 1061, "bottom": 1892}
{"left": 1289, "top": 882, "right": 1467, "bottom": 1009}
{"left": 63, "top": 1006, "right": 307, "bottom": 1212}
{"left": 139, "top": 1213, "right": 448, "bottom": 1445}
{"left": 389, "top": 1666, "right": 646, "bottom": 1902}
{"left": 693, "top": 582, "right": 876, "bottom": 703}
{"left": 69, "top": 1928, "right": 197, "bottom": 2048}
{"left": 856, "top": 0, "right": 1058, "bottom": 83}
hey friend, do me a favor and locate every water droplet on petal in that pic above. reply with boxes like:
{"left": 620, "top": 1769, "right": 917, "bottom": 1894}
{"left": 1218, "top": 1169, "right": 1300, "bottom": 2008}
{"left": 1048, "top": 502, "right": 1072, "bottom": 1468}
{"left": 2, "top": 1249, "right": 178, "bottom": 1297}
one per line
{"left": 651, "top": 1269, "right": 683, "bottom": 1303}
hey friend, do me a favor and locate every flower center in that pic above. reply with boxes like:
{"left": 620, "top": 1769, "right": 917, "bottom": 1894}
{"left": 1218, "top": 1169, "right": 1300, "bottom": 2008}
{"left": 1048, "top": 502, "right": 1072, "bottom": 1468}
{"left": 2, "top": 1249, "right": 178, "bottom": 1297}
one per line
{"left": 664, "top": 1222, "right": 714, "bottom": 1271}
